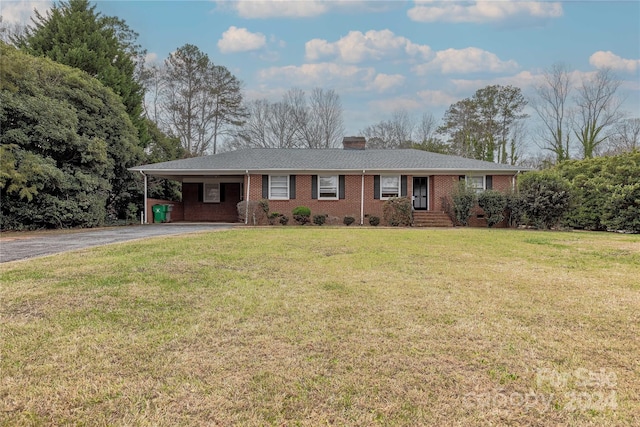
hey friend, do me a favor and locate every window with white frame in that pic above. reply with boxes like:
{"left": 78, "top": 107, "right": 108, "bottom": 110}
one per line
{"left": 269, "top": 175, "right": 289, "bottom": 199}
{"left": 318, "top": 175, "right": 338, "bottom": 200}
{"left": 466, "top": 175, "right": 486, "bottom": 193}
{"left": 381, "top": 175, "right": 401, "bottom": 199}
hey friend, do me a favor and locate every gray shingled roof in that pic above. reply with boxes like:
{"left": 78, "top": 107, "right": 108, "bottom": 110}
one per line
{"left": 130, "top": 148, "right": 526, "bottom": 175}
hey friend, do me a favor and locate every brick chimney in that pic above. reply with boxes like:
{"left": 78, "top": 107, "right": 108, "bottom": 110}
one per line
{"left": 342, "top": 136, "right": 366, "bottom": 150}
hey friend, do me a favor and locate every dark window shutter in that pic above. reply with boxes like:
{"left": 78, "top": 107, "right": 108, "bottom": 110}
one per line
{"left": 339, "top": 175, "right": 345, "bottom": 199}
{"left": 486, "top": 175, "right": 493, "bottom": 190}
{"left": 374, "top": 175, "right": 380, "bottom": 199}
{"left": 459, "top": 175, "right": 466, "bottom": 181}
{"left": 262, "top": 175, "right": 269, "bottom": 198}
{"left": 311, "top": 175, "right": 318, "bottom": 199}
{"left": 220, "top": 183, "right": 226, "bottom": 202}
{"left": 198, "top": 183, "right": 203, "bottom": 202}
{"left": 401, "top": 175, "right": 407, "bottom": 197}
{"left": 289, "top": 175, "right": 296, "bottom": 199}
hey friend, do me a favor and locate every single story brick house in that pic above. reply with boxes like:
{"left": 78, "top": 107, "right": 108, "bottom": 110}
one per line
{"left": 130, "top": 137, "right": 526, "bottom": 226}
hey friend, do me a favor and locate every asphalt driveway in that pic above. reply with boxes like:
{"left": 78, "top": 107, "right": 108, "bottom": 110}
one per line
{"left": 0, "top": 223, "right": 234, "bottom": 263}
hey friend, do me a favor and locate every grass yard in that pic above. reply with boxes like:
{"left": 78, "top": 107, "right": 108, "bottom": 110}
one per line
{"left": 1, "top": 228, "right": 639, "bottom": 426}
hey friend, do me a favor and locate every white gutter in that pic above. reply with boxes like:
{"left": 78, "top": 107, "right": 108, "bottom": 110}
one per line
{"left": 140, "top": 171, "right": 148, "bottom": 224}
{"left": 360, "top": 170, "right": 365, "bottom": 225}
{"left": 245, "top": 170, "right": 250, "bottom": 225}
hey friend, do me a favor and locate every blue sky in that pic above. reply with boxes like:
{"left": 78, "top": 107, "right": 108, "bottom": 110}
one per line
{"left": 4, "top": 0, "right": 640, "bottom": 138}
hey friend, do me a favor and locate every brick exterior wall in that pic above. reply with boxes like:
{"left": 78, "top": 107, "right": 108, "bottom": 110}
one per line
{"left": 431, "top": 175, "right": 459, "bottom": 212}
{"left": 245, "top": 174, "right": 401, "bottom": 224}
{"left": 146, "top": 198, "right": 184, "bottom": 223}
{"left": 181, "top": 182, "right": 242, "bottom": 222}
{"left": 158, "top": 173, "right": 517, "bottom": 226}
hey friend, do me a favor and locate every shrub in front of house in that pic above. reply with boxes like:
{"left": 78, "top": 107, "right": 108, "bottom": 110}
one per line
{"left": 236, "top": 200, "right": 270, "bottom": 225}
{"left": 292, "top": 206, "right": 311, "bottom": 225}
{"left": 505, "top": 191, "right": 526, "bottom": 228}
{"left": 518, "top": 171, "right": 572, "bottom": 229}
{"left": 603, "top": 182, "right": 640, "bottom": 233}
{"left": 478, "top": 190, "right": 507, "bottom": 227}
{"left": 368, "top": 215, "right": 380, "bottom": 226}
{"left": 279, "top": 215, "right": 289, "bottom": 225}
{"left": 450, "top": 183, "right": 476, "bottom": 226}
{"left": 268, "top": 212, "right": 281, "bottom": 225}
{"left": 313, "top": 214, "right": 327, "bottom": 226}
{"left": 383, "top": 197, "right": 412, "bottom": 226}
{"left": 343, "top": 216, "right": 355, "bottom": 226}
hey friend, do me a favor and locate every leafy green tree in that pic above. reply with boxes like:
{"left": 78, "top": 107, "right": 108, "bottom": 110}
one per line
{"left": 13, "top": 0, "right": 148, "bottom": 144}
{"left": 438, "top": 85, "right": 527, "bottom": 164}
{"left": 518, "top": 171, "right": 572, "bottom": 229}
{"left": 0, "top": 43, "right": 142, "bottom": 229}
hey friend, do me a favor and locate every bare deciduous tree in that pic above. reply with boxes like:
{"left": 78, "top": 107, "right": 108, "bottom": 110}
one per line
{"left": 307, "top": 88, "right": 344, "bottom": 148}
{"left": 532, "top": 63, "right": 573, "bottom": 162}
{"left": 229, "top": 99, "right": 271, "bottom": 149}
{"left": 573, "top": 68, "right": 623, "bottom": 158}
{"left": 230, "top": 88, "right": 344, "bottom": 150}
{"left": 152, "top": 44, "right": 245, "bottom": 156}
{"left": 361, "top": 109, "right": 415, "bottom": 149}
{"left": 416, "top": 112, "right": 438, "bottom": 144}
{"left": 605, "top": 118, "right": 640, "bottom": 155}
{"left": 141, "top": 63, "right": 166, "bottom": 125}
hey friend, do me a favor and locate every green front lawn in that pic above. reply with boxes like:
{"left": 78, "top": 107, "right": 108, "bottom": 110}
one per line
{"left": 1, "top": 228, "right": 638, "bottom": 426}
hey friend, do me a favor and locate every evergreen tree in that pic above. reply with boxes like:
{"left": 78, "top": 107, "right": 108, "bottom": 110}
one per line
{"left": 1, "top": 43, "right": 142, "bottom": 229}
{"left": 13, "top": 0, "right": 148, "bottom": 145}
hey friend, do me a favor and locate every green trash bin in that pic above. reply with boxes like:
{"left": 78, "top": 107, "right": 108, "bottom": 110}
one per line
{"left": 152, "top": 204, "right": 166, "bottom": 223}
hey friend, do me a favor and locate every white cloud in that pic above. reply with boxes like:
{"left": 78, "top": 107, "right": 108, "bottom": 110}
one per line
{"left": 408, "top": 0, "right": 563, "bottom": 23}
{"left": 413, "top": 47, "right": 518, "bottom": 74}
{"left": 257, "top": 62, "right": 406, "bottom": 93}
{"left": 416, "top": 90, "right": 458, "bottom": 106}
{"left": 589, "top": 51, "right": 640, "bottom": 74}
{"left": 218, "top": 26, "right": 266, "bottom": 53}
{"left": 369, "top": 74, "right": 405, "bottom": 92}
{"left": 368, "top": 97, "right": 423, "bottom": 113}
{"left": 218, "top": 0, "right": 395, "bottom": 19}
{"left": 451, "top": 71, "right": 541, "bottom": 93}
{"left": 0, "top": 1, "right": 51, "bottom": 24}
{"left": 258, "top": 62, "right": 376, "bottom": 88}
{"left": 223, "top": 0, "right": 329, "bottom": 19}
{"left": 305, "top": 29, "right": 431, "bottom": 63}
{"left": 143, "top": 52, "right": 159, "bottom": 65}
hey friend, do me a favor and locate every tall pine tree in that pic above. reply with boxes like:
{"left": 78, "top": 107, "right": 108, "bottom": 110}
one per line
{"left": 14, "top": 0, "right": 148, "bottom": 145}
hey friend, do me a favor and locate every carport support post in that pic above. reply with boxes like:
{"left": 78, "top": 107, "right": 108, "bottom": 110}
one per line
{"left": 245, "top": 170, "right": 250, "bottom": 225}
{"left": 141, "top": 171, "right": 148, "bottom": 224}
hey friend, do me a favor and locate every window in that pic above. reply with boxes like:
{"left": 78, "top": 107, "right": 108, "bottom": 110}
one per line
{"left": 466, "top": 175, "right": 486, "bottom": 193}
{"left": 381, "top": 175, "right": 401, "bottom": 199}
{"left": 318, "top": 175, "right": 338, "bottom": 200}
{"left": 269, "top": 175, "right": 289, "bottom": 199}
{"left": 203, "top": 183, "right": 220, "bottom": 203}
